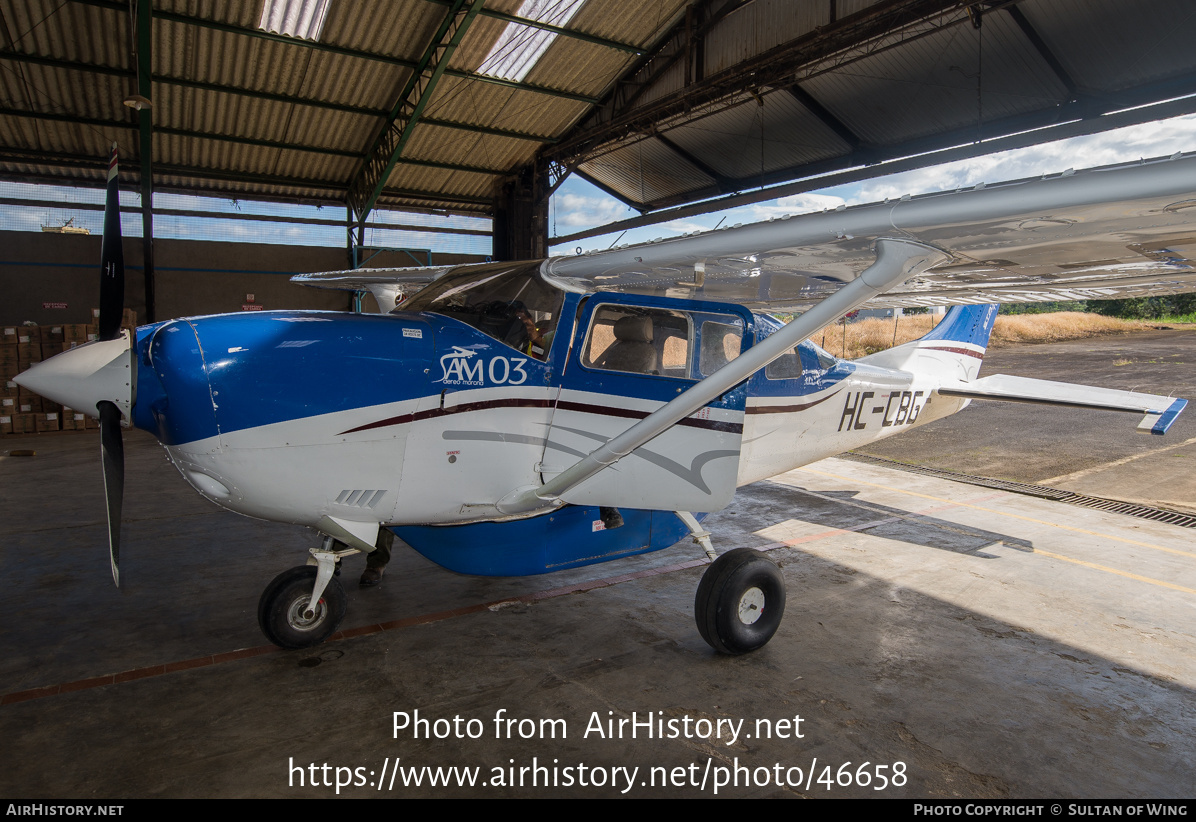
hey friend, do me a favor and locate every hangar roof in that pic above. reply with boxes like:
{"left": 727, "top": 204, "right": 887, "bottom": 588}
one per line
{"left": 3, "top": 0, "right": 1196, "bottom": 225}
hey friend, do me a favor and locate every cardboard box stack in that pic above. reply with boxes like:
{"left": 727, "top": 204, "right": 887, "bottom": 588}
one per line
{"left": 0, "top": 314, "right": 131, "bottom": 436}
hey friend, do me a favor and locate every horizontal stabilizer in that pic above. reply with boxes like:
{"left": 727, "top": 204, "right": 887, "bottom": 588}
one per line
{"left": 938, "top": 375, "right": 1186, "bottom": 435}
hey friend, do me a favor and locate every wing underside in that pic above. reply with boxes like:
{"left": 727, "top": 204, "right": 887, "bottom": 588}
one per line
{"left": 541, "top": 154, "right": 1196, "bottom": 312}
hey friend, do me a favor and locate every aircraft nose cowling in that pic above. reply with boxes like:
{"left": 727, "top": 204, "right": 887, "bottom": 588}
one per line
{"left": 13, "top": 333, "right": 134, "bottom": 419}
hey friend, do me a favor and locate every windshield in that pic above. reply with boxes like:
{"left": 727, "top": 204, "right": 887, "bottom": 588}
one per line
{"left": 398, "top": 261, "right": 564, "bottom": 359}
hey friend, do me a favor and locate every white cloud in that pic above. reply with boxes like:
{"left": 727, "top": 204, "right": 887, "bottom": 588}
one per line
{"left": 553, "top": 191, "right": 629, "bottom": 228}
{"left": 660, "top": 219, "right": 714, "bottom": 234}
{"left": 846, "top": 115, "right": 1196, "bottom": 204}
{"left": 746, "top": 192, "right": 848, "bottom": 220}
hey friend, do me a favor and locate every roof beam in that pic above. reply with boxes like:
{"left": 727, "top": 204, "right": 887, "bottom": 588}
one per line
{"left": 0, "top": 196, "right": 492, "bottom": 236}
{"left": 71, "top": 0, "right": 599, "bottom": 104}
{"left": 422, "top": 0, "right": 644, "bottom": 54}
{"left": 0, "top": 151, "right": 493, "bottom": 213}
{"left": 0, "top": 107, "right": 359, "bottom": 157}
{"left": 546, "top": 0, "right": 964, "bottom": 165}
{"left": 784, "top": 84, "right": 866, "bottom": 151}
{"left": 347, "top": 0, "right": 484, "bottom": 225}
{"left": 0, "top": 49, "right": 560, "bottom": 144}
{"left": 573, "top": 168, "right": 646, "bottom": 213}
{"left": 574, "top": 0, "right": 746, "bottom": 141}
{"left": 652, "top": 131, "right": 731, "bottom": 191}
{"left": 1002, "top": 4, "right": 1077, "bottom": 97}
{"left": 0, "top": 107, "right": 511, "bottom": 175}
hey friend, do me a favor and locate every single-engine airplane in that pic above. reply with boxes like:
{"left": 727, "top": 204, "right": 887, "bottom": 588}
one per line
{"left": 15, "top": 146, "right": 1196, "bottom": 654}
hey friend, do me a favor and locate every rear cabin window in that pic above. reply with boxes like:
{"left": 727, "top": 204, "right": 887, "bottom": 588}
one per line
{"left": 697, "top": 320, "right": 743, "bottom": 376}
{"left": 765, "top": 346, "right": 803, "bottom": 380}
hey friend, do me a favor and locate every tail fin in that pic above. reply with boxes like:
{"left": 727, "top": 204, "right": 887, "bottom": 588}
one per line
{"left": 914, "top": 304, "right": 998, "bottom": 368}
{"left": 857, "top": 304, "right": 998, "bottom": 379}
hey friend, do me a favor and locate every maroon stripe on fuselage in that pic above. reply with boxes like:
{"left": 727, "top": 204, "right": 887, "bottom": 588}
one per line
{"left": 745, "top": 390, "right": 840, "bottom": 415}
{"left": 338, "top": 398, "right": 554, "bottom": 435}
{"left": 922, "top": 345, "right": 984, "bottom": 359}
{"left": 553, "top": 400, "right": 743, "bottom": 434}
{"left": 337, "top": 397, "right": 744, "bottom": 436}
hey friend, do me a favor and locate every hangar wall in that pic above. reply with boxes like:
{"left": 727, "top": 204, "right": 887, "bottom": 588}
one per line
{"left": 0, "top": 231, "right": 486, "bottom": 326}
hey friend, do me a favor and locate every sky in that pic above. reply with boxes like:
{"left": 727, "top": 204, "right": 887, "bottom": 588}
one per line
{"left": 547, "top": 113, "right": 1196, "bottom": 256}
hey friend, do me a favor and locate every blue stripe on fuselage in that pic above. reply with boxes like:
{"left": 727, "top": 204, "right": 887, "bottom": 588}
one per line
{"left": 139, "top": 310, "right": 444, "bottom": 445}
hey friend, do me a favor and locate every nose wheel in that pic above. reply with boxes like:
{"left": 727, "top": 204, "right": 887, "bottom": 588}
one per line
{"left": 695, "top": 548, "right": 785, "bottom": 654}
{"left": 258, "top": 565, "right": 347, "bottom": 649}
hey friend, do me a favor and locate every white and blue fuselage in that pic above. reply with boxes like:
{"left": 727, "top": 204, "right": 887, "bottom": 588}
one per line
{"left": 123, "top": 282, "right": 1000, "bottom": 575}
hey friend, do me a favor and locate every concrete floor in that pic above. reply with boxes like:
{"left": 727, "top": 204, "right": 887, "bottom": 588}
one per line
{"left": 860, "top": 328, "right": 1196, "bottom": 513}
{"left": 2, "top": 333, "right": 1195, "bottom": 799}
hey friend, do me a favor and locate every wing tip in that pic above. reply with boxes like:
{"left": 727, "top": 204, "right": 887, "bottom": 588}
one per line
{"left": 1138, "top": 397, "right": 1187, "bottom": 435}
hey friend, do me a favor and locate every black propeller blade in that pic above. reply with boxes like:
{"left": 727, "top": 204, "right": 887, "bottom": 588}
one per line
{"left": 99, "top": 143, "right": 127, "bottom": 586}
{"left": 98, "top": 400, "right": 125, "bottom": 586}
{"left": 98, "top": 143, "right": 125, "bottom": 343}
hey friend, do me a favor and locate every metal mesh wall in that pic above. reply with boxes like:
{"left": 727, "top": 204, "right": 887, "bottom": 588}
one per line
{"left": 0, "top": 181, "right": 492, "bottom": 257}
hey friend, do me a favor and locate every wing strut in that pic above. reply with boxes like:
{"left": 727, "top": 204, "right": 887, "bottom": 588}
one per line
{"left": 498, "top": 238, "right": 950, "bottom": 515}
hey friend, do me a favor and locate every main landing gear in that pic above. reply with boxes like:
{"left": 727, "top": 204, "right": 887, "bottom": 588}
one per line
{"left": 678, "top": 511, "right": 786, "bottom": 655}
{"left": 695, "top": 548, "right": 785, "bottom": 655}
{"left": 258, "top": 539, "right": 357, "bottom": 649}
{"left": 256, "top": 518, "right": 787, "bottom": 654}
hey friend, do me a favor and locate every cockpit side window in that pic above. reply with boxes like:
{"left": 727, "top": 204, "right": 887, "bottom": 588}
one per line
{"left": 582, "top": 305, "right": 691, "bottom": 377}
{"left": 399, "top": 262, "right": 563, "bottom": 359}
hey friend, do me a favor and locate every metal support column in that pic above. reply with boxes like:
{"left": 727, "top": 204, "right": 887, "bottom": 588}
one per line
{"left": 136, "top": 0, "right": 155, "bottom": 323}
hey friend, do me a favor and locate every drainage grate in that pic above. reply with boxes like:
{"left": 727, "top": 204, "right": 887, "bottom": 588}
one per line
{"left": 843, "top": 453, "right": 1196, "bottom": 529}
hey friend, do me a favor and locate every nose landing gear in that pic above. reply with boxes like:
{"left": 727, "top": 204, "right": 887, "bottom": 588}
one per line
{"left": 258, "top": 541, "right": 357, "bottom": 649}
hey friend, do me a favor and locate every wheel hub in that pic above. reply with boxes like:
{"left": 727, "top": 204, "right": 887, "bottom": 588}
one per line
{"left": 737, "top": 587, "right": 765, "bottom": 625}
{"left": 287, "top": 595, "right": 327, "bottom": 632}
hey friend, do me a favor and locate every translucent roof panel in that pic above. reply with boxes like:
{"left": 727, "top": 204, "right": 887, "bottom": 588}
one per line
{"left": 478, "top": 0, "right": 587, "bottom": 83}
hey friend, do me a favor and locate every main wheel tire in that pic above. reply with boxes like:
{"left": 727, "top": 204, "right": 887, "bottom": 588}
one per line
{"left": 695, "top": 548, "right": 785, "bottom": 655}
{"left": 258, "top": 565, "right": 347, "bottom": 649}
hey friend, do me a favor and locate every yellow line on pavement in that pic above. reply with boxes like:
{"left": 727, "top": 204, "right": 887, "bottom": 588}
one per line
{"left": 1034, "top": 549, "right": 1196, "bottom": 594}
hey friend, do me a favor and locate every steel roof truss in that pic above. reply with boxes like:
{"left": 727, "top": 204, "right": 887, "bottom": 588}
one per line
{"left": 347, "top": 0, "right": 484, "bottom": 225}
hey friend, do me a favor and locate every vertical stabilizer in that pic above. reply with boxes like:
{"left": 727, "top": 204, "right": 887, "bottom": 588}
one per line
{"left": 857, "top": 304, "right": 998, "bottom": 380}
{"left": 916, "top": 304, "right": 999, "bottom": 352}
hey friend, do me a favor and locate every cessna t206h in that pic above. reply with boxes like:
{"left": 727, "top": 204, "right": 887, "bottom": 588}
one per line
{"left": 16, "top": 148, "right": 1196, "bottom": 653}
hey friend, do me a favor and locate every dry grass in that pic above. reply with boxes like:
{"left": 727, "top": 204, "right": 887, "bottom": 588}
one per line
{"left": 811, "top": 312, "right": 1153, "bottom": 360}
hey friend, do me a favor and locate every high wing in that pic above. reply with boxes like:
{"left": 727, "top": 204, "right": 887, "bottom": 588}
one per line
{"left": 541, "top": 153, "right": 1196, "bottom": 311}
{"left": 294, "top": 154, "right": 1196, "bottom": 312}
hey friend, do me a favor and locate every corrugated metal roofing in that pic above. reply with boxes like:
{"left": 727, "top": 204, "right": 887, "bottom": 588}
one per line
{"left": 0, "top": 0, "right": 686, "bottom": 215}
{"left": 663, "top": 89, "right": 853, "bottom": 180}
{"left": 3, "top": 0, "right": 1196, "bottom": 224}
{"left": 801, "top": 9, "right": 1068, "bottom": 147}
